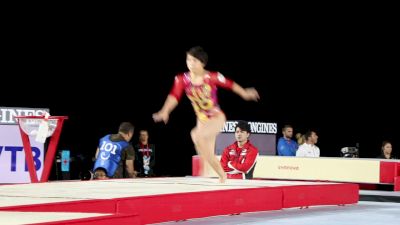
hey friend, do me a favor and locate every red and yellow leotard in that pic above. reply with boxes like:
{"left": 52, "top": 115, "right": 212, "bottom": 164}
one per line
{"left": 169, "top": 71, "right": 234, "bottom": 121}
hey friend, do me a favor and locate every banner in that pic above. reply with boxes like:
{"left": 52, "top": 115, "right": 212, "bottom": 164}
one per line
{"left": 0, "top": 126, "right": 44, "bottom": 183}
{"left": 0, "top": 107, "right": 49, "bottom": 183}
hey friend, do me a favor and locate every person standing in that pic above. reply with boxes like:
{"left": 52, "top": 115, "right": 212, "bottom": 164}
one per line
{"left": 134, "top": 129, "right": 156, "bottom": 177}
{"left": 277, "top": 125, "right": 298, "bottom": 156}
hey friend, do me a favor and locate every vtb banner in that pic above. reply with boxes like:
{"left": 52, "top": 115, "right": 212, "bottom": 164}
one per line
{"left": 215, "top": 120, "right": 278, "bottom": 156}
{"left": 0, "top": 107, "right": 49, "bottom": 183}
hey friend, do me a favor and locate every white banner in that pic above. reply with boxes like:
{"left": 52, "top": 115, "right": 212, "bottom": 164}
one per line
{"left": 0, "top": 125, "right": 45, "bottom": 183}
{"left": 221, "top": 121, "right": 277, "bottom": 134}
{"left": 0, "top": 107, "right": 49, "bottom": 125}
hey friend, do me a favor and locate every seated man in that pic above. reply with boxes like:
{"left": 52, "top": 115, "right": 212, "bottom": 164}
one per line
{"left": 296, "top": 130, "right": 320, "bottom": 157}
{"left": 220, "top": 121, "right": 259, "bottom": 179}
{"left": 93, "top": 122, "right": 135, "bottom": 179}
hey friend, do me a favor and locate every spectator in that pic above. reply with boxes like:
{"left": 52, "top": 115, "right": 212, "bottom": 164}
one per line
{"left": 377, "top": 141, "right": 396, "bottom": 159}
{"left": 277, "top": 125, "right": 298, "bottom": 156}
{"left": 296, "top": 133, "right": 305, "bottom": 145}
{"left": 134, "top": 129, "right": 156, "bottom": 177}
{"left": 296, "top": 130, "right": 320, "bottom": 157}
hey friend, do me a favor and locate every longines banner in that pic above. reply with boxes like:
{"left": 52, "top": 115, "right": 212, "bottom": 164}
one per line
{"left": 0, "top": 107, "right": 49, "bottom": 183}
{"left": 215, "top": 121, "right": 277, "bottom": 156}
{"left": 0, "top": 107, "right": 49, "bottom": 125}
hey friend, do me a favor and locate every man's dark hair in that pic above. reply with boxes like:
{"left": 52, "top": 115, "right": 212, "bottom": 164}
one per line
{"left": 304, "top": 130, "right": 316, "bottom": 141}
{"left": 119, "top": 122, "right": 134, "bottom": 134}
{"left": 187, "top": 46, "right": 208, "bottom": 65}
{"left": 282, "top": 124, "right": 293, "bottom": 132}
{"left": 235, "top": 120, "right": 251, "bottom": 133}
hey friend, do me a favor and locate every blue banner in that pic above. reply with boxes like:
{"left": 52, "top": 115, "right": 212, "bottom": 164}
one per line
{"left": 61, "top": 150, "right": 70, "bottom": 172}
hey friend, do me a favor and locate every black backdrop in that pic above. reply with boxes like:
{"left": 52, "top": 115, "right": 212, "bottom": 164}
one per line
{"left": 2, "top": 16, "right": 397, "bottom": 178}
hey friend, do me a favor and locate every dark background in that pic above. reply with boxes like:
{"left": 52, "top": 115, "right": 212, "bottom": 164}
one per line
{"left": 2, "top": 12, "right": 397, "bottom": 178}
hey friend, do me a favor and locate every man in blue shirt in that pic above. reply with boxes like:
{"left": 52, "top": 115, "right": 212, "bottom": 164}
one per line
{"left": 277, "top": 125, "right": 298, "bottom": 156}
{"left": 93, "top": 122, "right": 135, "bottom": 179}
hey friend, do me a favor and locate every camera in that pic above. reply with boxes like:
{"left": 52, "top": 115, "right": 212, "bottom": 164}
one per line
{"left": 341, "top": 147, "right": 359, "bottom": 158}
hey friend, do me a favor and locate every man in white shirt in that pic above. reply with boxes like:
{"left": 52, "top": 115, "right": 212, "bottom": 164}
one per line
{"left": 296, "top": 130, "right": 320, "bottom": 157}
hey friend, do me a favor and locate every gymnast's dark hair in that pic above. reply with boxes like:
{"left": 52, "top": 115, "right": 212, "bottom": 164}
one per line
{"left": 187, "top": 46, "right": 208, "bottom": 65}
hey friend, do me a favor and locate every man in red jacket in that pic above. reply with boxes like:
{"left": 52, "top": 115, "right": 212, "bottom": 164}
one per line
{"left": 220, "top": 121, "right": 259, "bottom": 179}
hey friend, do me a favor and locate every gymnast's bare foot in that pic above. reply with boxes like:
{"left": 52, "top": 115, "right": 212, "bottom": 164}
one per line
{"left": 219, "top": 173, "right": 227, "bottom": 183}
